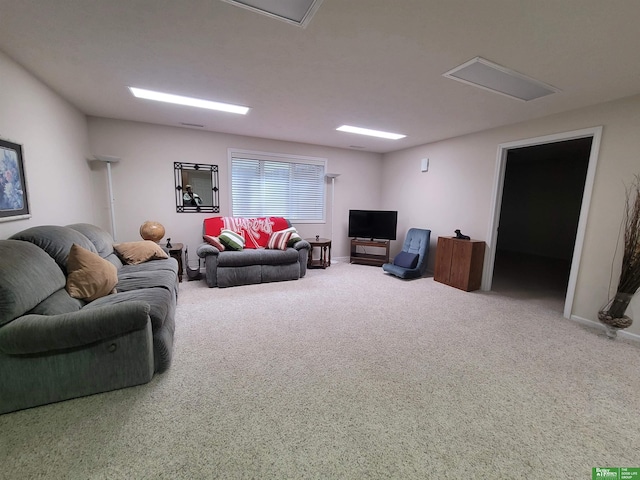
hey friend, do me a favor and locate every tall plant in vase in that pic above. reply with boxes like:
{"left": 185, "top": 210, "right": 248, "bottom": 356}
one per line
{"left": 598, "top": 174, "right": 640, "bottom": 338}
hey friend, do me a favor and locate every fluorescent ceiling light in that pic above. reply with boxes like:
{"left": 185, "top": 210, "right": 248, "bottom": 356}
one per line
{"left": 443, "top": 57, "right": 560, "bottom": 101}
{"left": 129, "top": 87, "right": 250, "bottom": 115}
{"left": 336, "top": 125, "right": 406, "bottom": 140}
{"left": 221, "top": 0, "right": 323, "bottom": 28}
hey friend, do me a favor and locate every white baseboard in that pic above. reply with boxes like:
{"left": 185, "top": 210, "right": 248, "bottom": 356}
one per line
{"left": 333, "top": 256, "right": 351, "bottom": 264}
{"left": 570, "top": 314, "right": 640, "bottom": 342}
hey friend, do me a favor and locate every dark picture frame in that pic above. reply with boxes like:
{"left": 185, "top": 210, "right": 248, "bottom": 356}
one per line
{"left": 0, "top": 139, "right": 30, "bottom": 222}
{"left": 174, "top": 162, "right": 220, "bottom": 213}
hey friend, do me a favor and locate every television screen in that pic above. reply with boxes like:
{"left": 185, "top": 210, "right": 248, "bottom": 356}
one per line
{"left": 348, "top": 210, "right": 398, "bottom": 240}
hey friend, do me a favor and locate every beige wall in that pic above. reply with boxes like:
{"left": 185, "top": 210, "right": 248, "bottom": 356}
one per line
{"left": 0, "top": 50, "right": 94, "bottom": 239}
{"left": 87, "top": 117, "right": 382, "bottom": 261}
{"left": 382, "top": 94, "right": 640, "bottom": 334}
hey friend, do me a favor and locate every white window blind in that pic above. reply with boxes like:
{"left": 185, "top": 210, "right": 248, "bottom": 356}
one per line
{"left": 229, "top": 149, "right": 326, "bottom": 222}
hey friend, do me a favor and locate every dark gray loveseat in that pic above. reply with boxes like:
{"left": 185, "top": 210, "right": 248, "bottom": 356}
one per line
{"left": 197, "top": 244, "right": 310, "bottom": 288}
{"left": 196, "top": 217, "right": 310, "bottom": 288}
{"left": 0, "top": 223, "right": 178, "bottom": 414}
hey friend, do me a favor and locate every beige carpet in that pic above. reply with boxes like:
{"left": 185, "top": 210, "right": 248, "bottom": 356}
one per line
{"left": 1, "top": 262, "right": 639, "bottom": 479}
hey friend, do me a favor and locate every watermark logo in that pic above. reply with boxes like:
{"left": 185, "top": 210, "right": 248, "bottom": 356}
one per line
{"left": 593, "top": 467, "right": 640, "bottom": 479}
{"left": 594, "top": 468, "right": 619, "bottom": 479}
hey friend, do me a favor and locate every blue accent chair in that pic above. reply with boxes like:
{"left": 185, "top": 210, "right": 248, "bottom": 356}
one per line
{"left": 382, "top": 228, "right": 431, "bottom": 279}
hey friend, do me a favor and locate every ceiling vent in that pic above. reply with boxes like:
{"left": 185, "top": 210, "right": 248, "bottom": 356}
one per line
{"left": 443, "top": 57, "right": 560, "bottom": 101}
{"left": 221, "top": 0, "right": 323, "bottom": 28}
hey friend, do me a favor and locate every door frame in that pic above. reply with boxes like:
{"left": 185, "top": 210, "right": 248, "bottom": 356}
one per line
{"left": 482, "top": 126, "right": 603, "bottom": 318}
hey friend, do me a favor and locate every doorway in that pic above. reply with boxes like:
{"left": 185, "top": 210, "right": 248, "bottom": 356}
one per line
{"left": 483, "top": 127, "right": 603, "bottom": 318}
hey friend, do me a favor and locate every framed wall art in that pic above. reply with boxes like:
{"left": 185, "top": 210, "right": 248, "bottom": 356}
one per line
{"left": 0, "top": 139, "right": 30, "bottom": 222}
{"left": 174, "top": 162, "right": 220, "bottom": 213}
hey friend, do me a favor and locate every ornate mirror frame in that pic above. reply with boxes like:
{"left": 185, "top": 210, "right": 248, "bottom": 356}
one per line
{"left": 174, "top": 162, "right": 220, "bottom": 213}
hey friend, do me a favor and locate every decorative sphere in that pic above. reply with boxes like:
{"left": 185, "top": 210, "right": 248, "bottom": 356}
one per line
{"left": 139, "top": 221, "right": 165, "bottom": 242}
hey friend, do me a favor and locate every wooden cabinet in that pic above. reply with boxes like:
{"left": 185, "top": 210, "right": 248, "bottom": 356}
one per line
{"left": 350, "top": 239, "right": 390, "bottom": 266}
{"left": 434, "top": 236, "right": 485, "bottom": 291}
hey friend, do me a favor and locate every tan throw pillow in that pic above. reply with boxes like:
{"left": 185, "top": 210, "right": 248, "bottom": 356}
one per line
{"left": 66, "top": 243, "right": 118, "bottom": 301}
{"left": 113, "top": 241, "right": 169, "bottom": 265}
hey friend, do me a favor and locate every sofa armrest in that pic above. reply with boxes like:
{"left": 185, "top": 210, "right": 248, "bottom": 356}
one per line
{"left": 292, "top": 240, "right": 310, "bottom": 278}
{"left": 197, "top": 243, "right": 220, "bottom": 257}
{"left": 0, "top": 301, "right": 150, "bottom": 355}
{"left": 293, "top": 239, "right": 311, "bottom": 251}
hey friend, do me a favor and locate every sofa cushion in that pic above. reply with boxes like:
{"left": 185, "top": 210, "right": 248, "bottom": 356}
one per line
{"left": 28, "top": 289, "right": 84, "bottom": 316}
{"left": 117, "top": 268, "right": 178, "bottom": 295}
{"left": 0, "top": 240, "right": 67, "bottom": 326}
{"left": 267, "top": 230, "right": 292, "bottom": 250}
{"left": 10, "top": 225, "right": 97, "bottom": 273}
{"left": 203, "top": 234, "right": 226, "bottom": 251}
{"left": 66, "top": 243, "right": 118, "bottom": 302}
{"left": 258, "top": 248, "right": 300, "bottom": 265}
{"left": 119, "top": 257, "right": 179, "bottom": 276}
{"left": 262, "top": 263, "right": 300, "bottom": 283}
{"left": 216, "top": 248, "right": 299, "bottom": 267}
{"left": 67, "top": 223, "right": 124, "bottom": 268}
{"left": 67, "top": 223, "right": 117, "bottom": 259}
{"left": 217, "top": 265, "right": 262, "bottom": 288}
{"left": 393, "top": 251, "right": 419, "bottom": 269}
{"left": 219, "top": 229, "right": 245, "bottom": 251}
{"left": 114, "top": 241, "right": 169, "bottom": 265}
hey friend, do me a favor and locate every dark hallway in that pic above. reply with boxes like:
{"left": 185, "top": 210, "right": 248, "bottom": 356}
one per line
{"left": 492, "top": 137, "right": 592, "bottom": 311}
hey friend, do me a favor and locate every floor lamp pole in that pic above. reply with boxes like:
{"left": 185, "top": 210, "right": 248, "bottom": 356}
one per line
{"left": 93, "top": 155, "right": 121, "bottom": 241}
{"left": 105, "top": 161, "right": 117, "bottom": 241}
{"left": 325, "top": 173, "right": 340, "bottom": 262}
{"left": 331, "top": 177, "right": 336, "bottom": 240}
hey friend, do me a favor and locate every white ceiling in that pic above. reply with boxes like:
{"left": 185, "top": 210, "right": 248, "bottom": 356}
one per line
{"left": 2, "top": 0, "right": 640, "bottom": 153}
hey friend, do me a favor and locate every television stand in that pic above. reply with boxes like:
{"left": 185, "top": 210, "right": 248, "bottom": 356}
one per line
{"left": 350, "top": 238, "right": 390, "bottom": 266}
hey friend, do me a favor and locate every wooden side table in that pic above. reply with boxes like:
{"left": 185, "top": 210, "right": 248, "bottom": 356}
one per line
{"left": 306, "top": 238, "right": 332, "bottom": 269}
{"left": 163, "top": 242, "right": 184, "bottom": 282}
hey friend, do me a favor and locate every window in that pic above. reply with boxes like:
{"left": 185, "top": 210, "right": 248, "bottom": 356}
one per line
{"left": 229, "top": 149, "right": 326, "bottom": 222}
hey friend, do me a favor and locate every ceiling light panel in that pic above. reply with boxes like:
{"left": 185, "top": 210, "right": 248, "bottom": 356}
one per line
{"left": 443, "top": 57, "right": 560, "bottom": 101}
{"left": 129, "top": 87, "right": 249, "bottom": 114}
{"left": 221, "top": 0, "right": 323, "bottom": 28}
{"left": 337, "top": 125, "right": 406, "bottom": 140}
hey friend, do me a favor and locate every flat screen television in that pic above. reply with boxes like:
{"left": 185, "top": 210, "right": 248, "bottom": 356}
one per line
{"left": 348, "top": 210, "right": 398, "bottom": 240}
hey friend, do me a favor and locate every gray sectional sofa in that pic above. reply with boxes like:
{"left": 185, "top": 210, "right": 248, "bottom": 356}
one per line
{"left": 0, "top": 223, "right": 178, "bottom": 414}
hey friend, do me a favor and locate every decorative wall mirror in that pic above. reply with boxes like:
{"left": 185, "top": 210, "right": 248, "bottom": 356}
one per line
{"left": 174, "top": 162, "right": 220, "bottom": 213}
